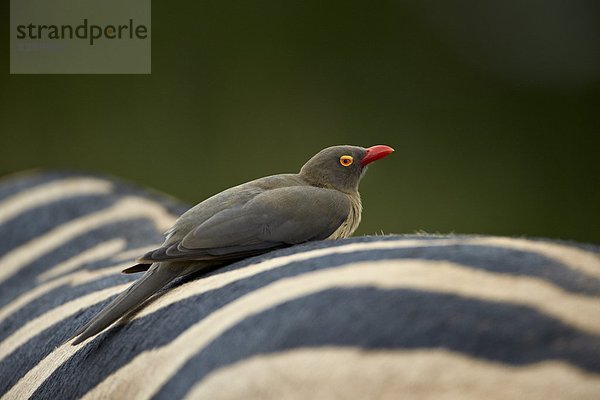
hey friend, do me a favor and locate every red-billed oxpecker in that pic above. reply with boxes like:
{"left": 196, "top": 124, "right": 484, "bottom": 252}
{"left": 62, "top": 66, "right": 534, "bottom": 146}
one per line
{"left": 71, "top": 145, "right": 394, "bottom": 345}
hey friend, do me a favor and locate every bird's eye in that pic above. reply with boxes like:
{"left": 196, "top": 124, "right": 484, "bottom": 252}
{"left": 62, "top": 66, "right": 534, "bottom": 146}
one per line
{"left": 339, "top": 155, "right": 353, "bottom": 167}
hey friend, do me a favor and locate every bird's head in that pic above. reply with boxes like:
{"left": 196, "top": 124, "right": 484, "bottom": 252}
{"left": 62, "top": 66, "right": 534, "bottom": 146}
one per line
{"left": 300, "top": 145, "right": 394, "bottom": 193}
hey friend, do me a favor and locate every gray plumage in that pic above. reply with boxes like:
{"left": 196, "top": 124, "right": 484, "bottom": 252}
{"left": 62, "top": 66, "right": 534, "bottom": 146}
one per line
{"left": 71, "top": 144, "right": 393, "bottom": 345}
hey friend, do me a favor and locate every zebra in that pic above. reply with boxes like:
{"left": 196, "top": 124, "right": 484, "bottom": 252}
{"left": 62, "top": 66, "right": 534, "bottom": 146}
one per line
{"left": 1, "top": 171, "right": 599, "bottom": 399}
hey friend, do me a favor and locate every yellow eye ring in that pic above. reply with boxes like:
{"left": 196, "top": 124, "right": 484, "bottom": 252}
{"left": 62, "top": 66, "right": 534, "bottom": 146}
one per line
{"left": 339, "top": 155, "right": 353, "bottom": 167}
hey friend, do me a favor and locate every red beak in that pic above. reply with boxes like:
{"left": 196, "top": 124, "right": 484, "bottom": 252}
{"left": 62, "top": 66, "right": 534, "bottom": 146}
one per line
{"left": 361, "top": 145, "right": 395, "bottom": 166}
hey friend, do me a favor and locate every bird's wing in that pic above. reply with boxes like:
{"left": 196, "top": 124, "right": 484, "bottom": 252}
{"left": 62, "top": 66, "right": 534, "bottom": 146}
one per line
{"left": 138, "top": 186, "right": 351, "bottom": 263}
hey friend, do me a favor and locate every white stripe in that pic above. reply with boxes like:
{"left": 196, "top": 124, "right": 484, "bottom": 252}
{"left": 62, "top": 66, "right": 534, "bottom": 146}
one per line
{"left": 0, "top": 242, "right": 425, "bottom": 398}
{"left": 0, "top": 178, "right": 112, "bottom": 226}
{"left": 0, "top": 197, "right": 176, "bottom": 284}
{"left": 79, "top": 259, "right": 600, "bottom": 399}
{"left": 466, "top": 236, "right": 600, "bottom": 280}
{"left": 2, "top": 341, "right": 85, "bottom": 399}
{"left": 129, "top": 237, "right": 600, "bottom": 328}
{"left": 185, "top": 347, "right": 600, "bottom": 400}
{"left": 7, "top": 236, "right": 599, "bottom": 398}
{"left": 0, "top": 261, "right": 131, "bottom": 325}
{"left": 38, "top": 239, "right": 126, "bottom": 281}
{"left": 0, "top": 283, "right": 129, "bottom": 363}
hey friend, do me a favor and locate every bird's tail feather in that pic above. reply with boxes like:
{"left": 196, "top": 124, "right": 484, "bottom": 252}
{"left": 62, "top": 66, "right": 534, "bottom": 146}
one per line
{"left": 71, "top": 263, "right": 181, "bottom": 345}
{"left": 121, "top": 262, "right": 152, "bottom": 274}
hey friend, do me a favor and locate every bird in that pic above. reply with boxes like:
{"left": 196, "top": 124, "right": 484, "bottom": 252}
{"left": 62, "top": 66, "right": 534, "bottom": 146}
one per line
{"left": 71, "top": 144, "right": 394, "bottom": 345}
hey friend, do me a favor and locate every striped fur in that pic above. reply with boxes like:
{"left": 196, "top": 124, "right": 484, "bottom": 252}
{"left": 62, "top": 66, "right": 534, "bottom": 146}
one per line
{"left": 0, "top": 172, "right": 599, "bottom": 399}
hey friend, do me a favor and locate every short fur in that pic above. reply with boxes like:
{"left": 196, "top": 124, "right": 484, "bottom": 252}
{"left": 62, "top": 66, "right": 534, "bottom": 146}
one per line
{"left": 2, "top": 172, "right": 600, "bottom": 400}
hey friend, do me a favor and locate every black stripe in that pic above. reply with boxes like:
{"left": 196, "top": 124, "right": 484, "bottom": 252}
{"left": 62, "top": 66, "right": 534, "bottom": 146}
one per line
{"left": 0, "top": 218, "right": 163, "bottom": 308}
{"left": 5, "top": 238, "right": 599, "bottom": 391}
{"left": 0, "top": 172, "right": 75, "bottom": 201}
{"left": 20, "top": 248, "right": 600, "bottom": 399}
{"left": 204, "top": 235, "right": 600, "bottom": 296}
{"left": 7, "top": 238, "right": 599, "bottom": 342}
{"left": 0, "top": 194, "right": 118, "bottom": 258}
{"left": 0, "top": 172, "right": 186, "bottom": 219}
{"left": 156, "top": 287, "right": 600, "bottom": 399}
{"left": 203, "top": 240, "right": 600, "bottom": 297}
{"left": 0, "top": 275, "right": 137, "bottom": 343}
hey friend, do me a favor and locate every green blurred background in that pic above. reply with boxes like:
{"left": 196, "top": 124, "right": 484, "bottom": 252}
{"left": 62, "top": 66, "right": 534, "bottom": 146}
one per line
{"left": 2, "top": 1, "right": 599, "bottom": 243}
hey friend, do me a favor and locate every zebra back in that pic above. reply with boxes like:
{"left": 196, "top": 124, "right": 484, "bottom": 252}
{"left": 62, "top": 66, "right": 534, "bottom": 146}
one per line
{"left": 1, "top": 172, "right": 599, "bottom": 399}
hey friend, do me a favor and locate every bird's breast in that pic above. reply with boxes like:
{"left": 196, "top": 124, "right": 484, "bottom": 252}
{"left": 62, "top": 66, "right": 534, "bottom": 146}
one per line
{"left": 327, "top": 194, "right": 362, "bottom": 240}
